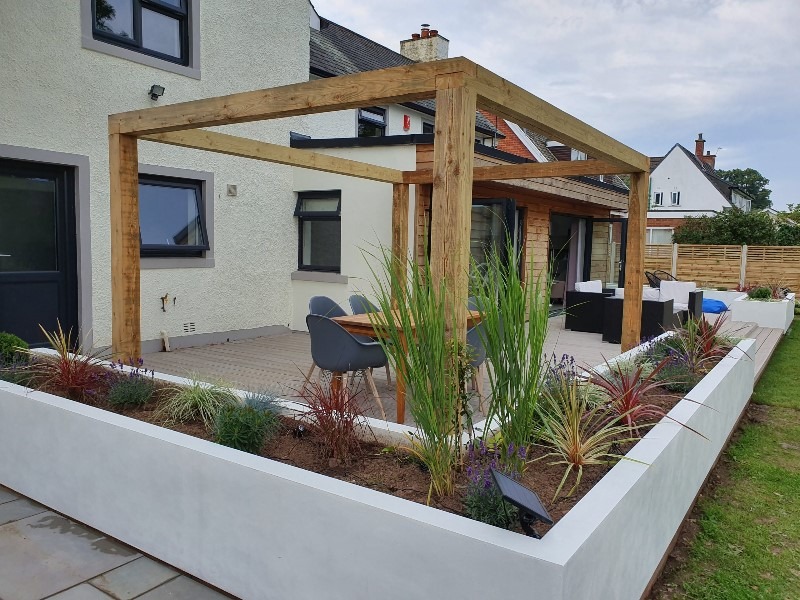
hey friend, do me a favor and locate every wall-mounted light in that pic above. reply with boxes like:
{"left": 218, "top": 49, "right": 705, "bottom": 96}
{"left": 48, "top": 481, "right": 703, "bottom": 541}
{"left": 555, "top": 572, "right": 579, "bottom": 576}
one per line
{"left": 149, "top": 84, "right": 165, "bottom": 101}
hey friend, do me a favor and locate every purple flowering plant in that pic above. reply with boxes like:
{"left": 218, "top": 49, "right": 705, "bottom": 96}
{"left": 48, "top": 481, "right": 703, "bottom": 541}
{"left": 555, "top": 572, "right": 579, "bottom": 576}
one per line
{"left": 107, "top": 358, "right": 156, "bottom": 407}
{"left": 463, "top": 440, "right": 526, "bottom": 528}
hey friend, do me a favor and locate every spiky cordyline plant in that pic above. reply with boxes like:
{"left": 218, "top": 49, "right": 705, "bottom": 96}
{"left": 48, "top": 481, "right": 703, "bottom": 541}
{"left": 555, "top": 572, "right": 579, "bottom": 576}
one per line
{"left": 299, "top": 374, "right": 364, "bottom": 462}
{"left": 587, "top": 358, "right": 670, "bottom": 430}
{"left": 470, "top": 242, "right": 551, "bottom": 472}
{"left": 365, "top": 248, "right": 468, "bottom": 502}
{"left": 29, "top": 322, "right": 107, "bottom": 401}
{"left": 674, "top": 314, "right": 735, "bottom": 374}
{"left": 537, "top": 374, "right": 643, "bottom": 501}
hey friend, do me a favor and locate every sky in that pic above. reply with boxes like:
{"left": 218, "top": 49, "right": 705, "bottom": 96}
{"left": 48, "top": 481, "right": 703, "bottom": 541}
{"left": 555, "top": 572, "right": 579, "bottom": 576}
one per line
{"left": 310, "top": 0, "right": 800, "bottom": 209}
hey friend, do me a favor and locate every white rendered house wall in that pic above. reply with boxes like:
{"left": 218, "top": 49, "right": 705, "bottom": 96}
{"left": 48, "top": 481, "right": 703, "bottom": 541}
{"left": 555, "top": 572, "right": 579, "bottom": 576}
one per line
{"left": 0, "top": 2, "right": 311, "bottom": 347}
{"left": 290, "top": 145, "right": 418, "bottom": 330}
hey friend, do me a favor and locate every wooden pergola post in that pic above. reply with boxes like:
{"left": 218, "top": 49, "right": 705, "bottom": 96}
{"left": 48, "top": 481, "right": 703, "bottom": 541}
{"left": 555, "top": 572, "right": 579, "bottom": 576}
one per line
{"left": 109, "top": 132, "right": 141, "bottom": 360}
{"left": 390, "top": 183, "right": 410, "bottom": 308}
{"left": 621, "top": 169, "right": 649, "bottom": 351}
{"left": 429, "top": 76, "right": 476, "bottom": 343}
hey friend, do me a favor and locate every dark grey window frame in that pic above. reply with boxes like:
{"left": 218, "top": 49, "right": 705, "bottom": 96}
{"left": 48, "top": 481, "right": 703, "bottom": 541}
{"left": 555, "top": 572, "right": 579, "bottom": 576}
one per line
{"left": 91, "top": 0, "right": 190, "bottom": 66}
{"left": 139, "top": 173, "right": 209, "bottom": 258}
{"left": 81, "top": 0, "right": 200, "bottom": 78}
{"left": 295, "top": 190, "right": 342, "bottom": 273}
{"left": 358, "top": 107, "right": 387, "bottom": 138}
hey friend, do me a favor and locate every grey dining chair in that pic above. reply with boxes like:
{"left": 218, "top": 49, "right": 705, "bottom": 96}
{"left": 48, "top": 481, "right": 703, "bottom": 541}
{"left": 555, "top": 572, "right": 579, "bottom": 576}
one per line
{"left": 305, "top": 314, "right": 387, "bottom": 420}
{"left": 348, "top": 294, "right": 392, "bottom": 386}
{"left": 466, "top": 320, "right": 488, "bottom": 413}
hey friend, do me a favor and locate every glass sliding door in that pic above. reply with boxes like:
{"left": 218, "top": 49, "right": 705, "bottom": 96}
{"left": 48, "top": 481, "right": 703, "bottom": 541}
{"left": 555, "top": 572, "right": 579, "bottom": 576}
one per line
{"left": 583, "top": 218, "right": 627, "bottom": 289}
{"left": 469, "top": 198, "right": 522, "bottom": 271}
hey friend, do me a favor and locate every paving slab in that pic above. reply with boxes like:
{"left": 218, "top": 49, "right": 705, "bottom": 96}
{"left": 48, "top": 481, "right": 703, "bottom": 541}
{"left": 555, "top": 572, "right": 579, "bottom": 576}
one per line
{"left": 136, "top": 576, "right": 230, "bottom": 600}
{"left": 0, "top": 512, "right": 139, "bottom": 600}
{"left": 90, "top": 557, "right": 179, "bottom": 600}
{"left": 0, "top": 485, "right": 20, "bottom": 505}
{"left": 0, "top": 497, "right": 47, "bottom": 526}
{"left": 48, "top": 583, "right": 114, "bottom": 599}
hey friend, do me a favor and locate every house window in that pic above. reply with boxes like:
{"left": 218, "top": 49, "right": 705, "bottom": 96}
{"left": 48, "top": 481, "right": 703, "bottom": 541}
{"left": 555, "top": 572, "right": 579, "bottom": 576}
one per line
{"left": 92, "top": 0, "right": 190, "bottom": 66}
{"left": 671, "top": 191, "right": 681, "bottom": 206}
{"left": 647, "top": 228, "right": 674, "bottom": 245}
{"left": 139, "top": 174, "right": 208, "bottom": 257}
{"left": 295, "top": 191, "right": 341, "bottom": 272}
{"left": 653, "top": 191, "right": 664, "bottom": 206}
{"left": 358, "top": 108, "right": 386, "bottom": 137}
{"left": 422, "top": 121, "right": 434, "bottom": 134}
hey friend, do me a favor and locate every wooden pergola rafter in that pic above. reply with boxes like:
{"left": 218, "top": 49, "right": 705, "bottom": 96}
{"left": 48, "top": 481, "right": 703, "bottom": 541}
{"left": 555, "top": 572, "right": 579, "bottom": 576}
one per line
{"left": 108, "top": 57, "right": 649, "bottom": 359}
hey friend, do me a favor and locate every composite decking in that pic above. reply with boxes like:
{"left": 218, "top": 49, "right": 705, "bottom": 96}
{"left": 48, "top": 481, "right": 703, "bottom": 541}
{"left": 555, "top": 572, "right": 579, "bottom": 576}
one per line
{"left": 142, "top": 314, "right": 622, "bottom": 425}
{"left": 141, "top": 315, "right": 785, "bottom": 425}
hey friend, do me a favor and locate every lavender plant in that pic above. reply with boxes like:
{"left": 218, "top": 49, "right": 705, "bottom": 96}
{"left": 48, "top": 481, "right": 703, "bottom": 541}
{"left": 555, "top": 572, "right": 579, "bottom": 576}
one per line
{"left": 463, "top": 440, "right": 525, "bottom": 528}
{"left": 107, "top": 358, "right": 155, "bottom": 408}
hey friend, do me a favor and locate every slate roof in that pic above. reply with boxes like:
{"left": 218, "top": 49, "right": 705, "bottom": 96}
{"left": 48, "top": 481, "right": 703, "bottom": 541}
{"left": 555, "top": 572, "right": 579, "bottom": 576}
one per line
{"left": 310, "top": 18, "right": 502, "bottom": 137}
{"left": 653, "top": 144, "right": 753, "bottom": 204}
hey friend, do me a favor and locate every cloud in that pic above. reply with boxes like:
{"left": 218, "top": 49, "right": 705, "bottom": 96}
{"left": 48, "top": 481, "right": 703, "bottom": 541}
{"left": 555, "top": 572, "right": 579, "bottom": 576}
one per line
{"left": 311, "top": 0, "right": 800, "bottom": 207}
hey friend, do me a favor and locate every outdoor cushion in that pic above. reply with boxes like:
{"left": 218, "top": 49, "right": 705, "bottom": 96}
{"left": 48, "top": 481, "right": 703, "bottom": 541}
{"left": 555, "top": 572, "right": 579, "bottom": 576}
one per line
{"left": 614, "top": 288, "right": 625, "bottom": 298}
{"left": 659, "top": 280, "right": 696, "bottom": 306}
{"left": 642, "top": 288, "right": 661, "bottom": 301}
{"left": 574, "top": 280, "right": 602, "bottom": 293}
{"left": 702, "top": 298, "right": 728, "bottom": 314}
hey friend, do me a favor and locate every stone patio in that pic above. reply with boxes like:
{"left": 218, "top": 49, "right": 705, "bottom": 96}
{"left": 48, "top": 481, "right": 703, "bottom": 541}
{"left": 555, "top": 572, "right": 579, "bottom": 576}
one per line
{"left": 0, "top": 486, "right": 231, "bottom": 600}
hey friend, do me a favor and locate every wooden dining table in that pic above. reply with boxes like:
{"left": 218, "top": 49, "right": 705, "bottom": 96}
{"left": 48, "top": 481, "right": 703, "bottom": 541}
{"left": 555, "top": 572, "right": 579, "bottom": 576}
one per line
{"left": 332, "top": 309, "right": 481, "bottom": 424}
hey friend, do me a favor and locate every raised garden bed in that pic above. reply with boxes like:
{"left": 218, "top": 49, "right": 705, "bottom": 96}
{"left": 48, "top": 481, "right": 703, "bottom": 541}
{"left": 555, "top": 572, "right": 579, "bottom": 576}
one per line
{"left": 731, "top": 292, "right": 795, "bottom": 332}
{"left": 0, "top": 337, "right": 756, "bottom": 600}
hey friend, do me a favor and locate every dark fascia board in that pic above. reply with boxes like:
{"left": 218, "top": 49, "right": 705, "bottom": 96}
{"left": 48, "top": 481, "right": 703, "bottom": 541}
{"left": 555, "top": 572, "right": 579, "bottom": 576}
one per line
{"left": 291, "top": 134, "right": 435, "bottom": 149}
{"left": 571, "top": 175, "right": 629, "bottom": 194}
{"left": 474, "top": 144, "right": 533, "bottom": 164}
{"left": 398, "top": 101, "right": 504, "bottom": 138}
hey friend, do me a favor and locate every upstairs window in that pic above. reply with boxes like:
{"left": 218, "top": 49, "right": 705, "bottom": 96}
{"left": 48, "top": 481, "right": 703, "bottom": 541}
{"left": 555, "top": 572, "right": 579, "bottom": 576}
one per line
{"left": 139, "top": 174, "right": 208, "bottom": 257}
{"left": 358, "top": 108, "right": 386, "bottom": 137}
{"left": 671, "top": 191, "right": 681, "bottom": 206}
{"left": 93, "top": 0, "right": 190, "bottom": 66}
{"left": 653, "top": 191, "right": 664, "bottom": 206}
{"left": 422, "top": 121, "right": 434, "bottom": 134}
{"left": 295, "top": 191, "right": 342, "bottom": 272}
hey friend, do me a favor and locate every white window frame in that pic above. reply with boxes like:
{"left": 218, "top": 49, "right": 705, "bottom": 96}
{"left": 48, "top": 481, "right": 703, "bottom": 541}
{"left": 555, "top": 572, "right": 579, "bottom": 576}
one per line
{"left": 646, "top": 227, "right": 674, "bottom": 245}
{"left": 671, "top": 191, "right": 681, "bottom": 206}
{"left": 653, "top": 191, "right": 664, "bottom": 206}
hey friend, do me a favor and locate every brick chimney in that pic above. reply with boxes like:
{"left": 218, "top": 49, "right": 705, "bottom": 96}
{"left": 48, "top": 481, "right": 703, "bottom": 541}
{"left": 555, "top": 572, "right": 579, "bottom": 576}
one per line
{"left": 400, "top": 24, "right": 449, "bottom": 62}
{"left": 695, "top": 133, "right": 716, "bottom": 168}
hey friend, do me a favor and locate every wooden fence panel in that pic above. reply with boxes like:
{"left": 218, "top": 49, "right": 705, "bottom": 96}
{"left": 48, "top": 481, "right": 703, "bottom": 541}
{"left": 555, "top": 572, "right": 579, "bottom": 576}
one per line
{"left": 745, "top": 246, "right": 800, "bottom": 290}
{"left": 644, "top": 245, "right": 672, "bottom": 274}
{"left": 676, "top": 245, "right": 741, "bottom": 288}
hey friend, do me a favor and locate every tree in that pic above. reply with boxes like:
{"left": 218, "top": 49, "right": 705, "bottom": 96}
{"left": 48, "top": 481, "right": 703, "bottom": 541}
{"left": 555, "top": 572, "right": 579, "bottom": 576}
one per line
{"left": 715, "top": 168, "right": 772, "bottom": 210}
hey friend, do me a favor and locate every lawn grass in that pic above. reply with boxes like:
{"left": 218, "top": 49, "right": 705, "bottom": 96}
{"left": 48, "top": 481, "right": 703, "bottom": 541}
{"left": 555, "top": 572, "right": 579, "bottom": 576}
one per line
{"left": 662, "top": 320, "right": 800, "bottom": 599}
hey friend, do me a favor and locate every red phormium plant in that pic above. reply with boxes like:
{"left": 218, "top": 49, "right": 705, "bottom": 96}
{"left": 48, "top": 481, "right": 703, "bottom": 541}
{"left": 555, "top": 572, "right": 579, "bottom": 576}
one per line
{"left": 587, "top": 359, "right": 670, "bottom": 430}
{"left": 298, "top": 375, "right": 365, "bottom": 462}
{"left": 29, "top": 322, "right": 108, "bottom": 402}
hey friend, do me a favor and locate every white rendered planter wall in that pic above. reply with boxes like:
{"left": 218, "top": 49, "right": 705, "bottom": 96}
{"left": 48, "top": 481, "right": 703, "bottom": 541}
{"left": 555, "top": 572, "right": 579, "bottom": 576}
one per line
{"left": 730, "top": 292, "right": 795, "bottom": 332}
{"left": 0, "top": 339, "right": 755, "bottom": 600}
{"left": 700, "top": 290, "right": 747, "bottom": 308}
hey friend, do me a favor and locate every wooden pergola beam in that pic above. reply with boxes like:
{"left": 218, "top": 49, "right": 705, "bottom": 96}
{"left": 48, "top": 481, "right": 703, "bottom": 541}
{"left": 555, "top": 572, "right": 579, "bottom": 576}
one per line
{"left": 109, "top": 133, "right": 141, "bottom": 360}
{"left": 471, "top": 64, "right": 649, "bottom": 172}
{"left": 143, "top": 130, "right": 404, "bottom": 184}
{"left": 403, "top": 158, "right": 632, "bottom": 184}
{"left": 621, "top": 169, "right": 650, "bottom": 350}
{"left": 110, "top": 58, "right": 477, "bottom": 136}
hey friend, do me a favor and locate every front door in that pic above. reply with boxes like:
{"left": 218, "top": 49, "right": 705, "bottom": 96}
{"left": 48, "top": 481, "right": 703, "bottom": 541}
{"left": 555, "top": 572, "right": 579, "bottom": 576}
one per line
{"left": 0, "top": 159, "right": 78, "bottom": 347}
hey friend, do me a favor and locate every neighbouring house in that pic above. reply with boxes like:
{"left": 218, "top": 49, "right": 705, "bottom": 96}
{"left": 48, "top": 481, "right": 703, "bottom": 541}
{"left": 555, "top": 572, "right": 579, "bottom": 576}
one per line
{"left": 646, "top": 133, "right": 753, "bottom": 244}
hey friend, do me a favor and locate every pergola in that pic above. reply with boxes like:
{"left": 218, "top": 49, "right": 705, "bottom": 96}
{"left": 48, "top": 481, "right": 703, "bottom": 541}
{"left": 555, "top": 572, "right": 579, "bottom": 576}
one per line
{"left": 108, "top": 57, "right": 649, "bottom": 360}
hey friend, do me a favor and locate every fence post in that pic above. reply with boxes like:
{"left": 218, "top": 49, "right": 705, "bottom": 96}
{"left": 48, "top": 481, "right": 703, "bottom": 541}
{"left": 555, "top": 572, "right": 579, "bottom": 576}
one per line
{"left": 671, "top": 243, "right": 678, "bottom": 278}
{"left": 739, "top": 245, "right": 748, "bottom": 288}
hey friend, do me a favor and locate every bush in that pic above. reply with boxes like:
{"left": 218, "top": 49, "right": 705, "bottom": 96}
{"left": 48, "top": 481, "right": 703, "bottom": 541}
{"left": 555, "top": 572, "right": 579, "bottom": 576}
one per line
{"left": 0, "top": 332, "right": 28, "bottom": 365}
{"left": 214, "top": 404, "right": 279, "bottom": 454}
{"left": 155, "top": 376, "right": 239, "bottom": 428}
{"left": 748, "top": 286, "right": 773, "bottom": 300}
{"left": 463, "top": 440, "right": 520, "bottom": 528}
{"left": 0, "top": 361, "right": 34, "bottom": 387}
{"left": 107, "top": 360, "right": 155, "bottom": 408}
{"left": 244, "top": 389, "right": 281, "bottom": 413}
